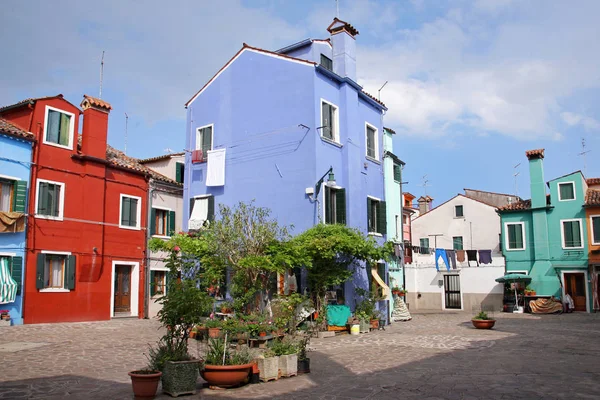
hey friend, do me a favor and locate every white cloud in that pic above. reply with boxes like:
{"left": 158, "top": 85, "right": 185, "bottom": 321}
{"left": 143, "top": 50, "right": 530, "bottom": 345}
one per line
{"left": 561, "top": 112, "right": 600, "bottom": 131}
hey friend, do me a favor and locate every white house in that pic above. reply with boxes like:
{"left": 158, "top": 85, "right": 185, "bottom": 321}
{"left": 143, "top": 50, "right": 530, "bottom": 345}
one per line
{"left": 405, "top": 190, "right": 520, "bottom": 312}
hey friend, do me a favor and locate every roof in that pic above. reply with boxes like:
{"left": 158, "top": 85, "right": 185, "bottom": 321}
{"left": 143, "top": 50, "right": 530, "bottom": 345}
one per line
{"left": 418, "top": 195, "right": 433, "bottom": 201}
{"left": 139, "top": 152, "right": 185, "bottom": 164}
{"left": 326, "top": 18, "right": 359, "bottom": 36}
{"left": 383, "top": 150, "right": 404, "bottom": 165}
{"left": 546, "top": 170, "right": 583, "bottom": 185}
{"left": 403, "top": 192, "right": 416, "bottom": 199}
{"left": 587, "top": 178, "right": 600, "bottom": 186}
{"left": 525, "top": 148, "right": 545, "bottom": 159}
{"left": 276, "top": 38, "right": 331, "bottom": 54}
{"left": 585, "top": 189, "right": 600, "bottom": 206}
{"left": 463, "top": 188, "right": 520, "bottom": 198}
{"left": 383, "top": 126, "right": 396, "bottom": 134}
{"left": 497, "top": 194, "right": 551, "bottom": 212}
{"left": 0, "top": 118, "right": 35, "bottom": 141}
{"left": 81, "top": 95, "right": 112, "bottom": 111}
{"left": 360, "top": 90, "right": 386, "bottom": 108}
{"left": 412, "top": 194, "right": 498, "bottom": 222}
{"left": 0, "top": 94, "right": 67, "bottom": 113}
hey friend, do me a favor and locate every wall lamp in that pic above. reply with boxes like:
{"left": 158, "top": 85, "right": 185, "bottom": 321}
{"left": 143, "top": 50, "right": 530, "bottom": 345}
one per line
{"left": 307, "top": 166, "right": 336, "bottom": 199}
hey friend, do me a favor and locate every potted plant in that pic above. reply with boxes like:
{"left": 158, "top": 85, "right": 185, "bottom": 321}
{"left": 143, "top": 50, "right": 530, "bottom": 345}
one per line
{"left": 355, "top": 288, "right": 381, "bottom": 333}
{"left": 271, "top": 338, "right": 298, "bottom": 377}
{"left": 200, "top": 337, "right": 254, "bottom": 389}
{"left": 219, "top": 300, "right": 234, "bottom": 314}
{"left": 296, "top": 335, "right": 311, "bottom": 374}
{"left": 256, "top": 349, "right": 279, "bottom": 382}
{"left": 471, "top": 311, "right": 496, "bottom": 329}
{"left": 0, "top": 310, "right": 10, "bottom": 326}
{"left": 128, "top": 348, "right": 164, "bottom": 400}
{"left": 205, "top": 319, "right": 223, "bottom": 339}
{"left": 370, "top": 310, "right": 381, "bottom": 330}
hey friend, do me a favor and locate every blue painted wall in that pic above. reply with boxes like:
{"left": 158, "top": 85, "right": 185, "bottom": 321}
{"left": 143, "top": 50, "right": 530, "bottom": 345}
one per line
{"left": 0, "top": 133, "right": 33, "bottom": 325}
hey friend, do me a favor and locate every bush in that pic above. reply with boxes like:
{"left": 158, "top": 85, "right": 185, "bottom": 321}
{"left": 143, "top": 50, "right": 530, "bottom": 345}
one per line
{"left": 270, "top": 338, "right": 298, "bottom": 356}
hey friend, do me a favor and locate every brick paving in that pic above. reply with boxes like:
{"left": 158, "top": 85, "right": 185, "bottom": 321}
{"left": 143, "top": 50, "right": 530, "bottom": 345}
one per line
{"left": 1, "top": 311, "right": 599, "bottom": 399}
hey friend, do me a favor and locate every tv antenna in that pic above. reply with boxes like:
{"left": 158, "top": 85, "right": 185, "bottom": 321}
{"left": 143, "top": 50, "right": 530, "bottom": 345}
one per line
{"left": 335, "top": 0, "right": 340, "bottom": 17}
{"left": 164, "top": 148, "right": 174, "bottom": 154}
{"left": 124, "top": 112, "right": 128, "bottom": 155}
{"left": 578, "top": 138, "right": 591, "bottom": 176}
{"left": 378, "top": 81, "right": 388, "bottom": 100}
{"left": 420, "top": 174, "right": 431, "bottom": 198}
{"left": 513, "top": 163, "right": 521, "bottom": 196}
{"left": 99, "top": 51, "right": 105, "bottom": 99}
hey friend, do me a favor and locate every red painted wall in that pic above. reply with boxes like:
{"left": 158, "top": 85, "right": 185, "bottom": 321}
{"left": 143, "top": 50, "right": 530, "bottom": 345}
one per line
{"left": 1, "top": 96, "right": 148, "bottom": 324}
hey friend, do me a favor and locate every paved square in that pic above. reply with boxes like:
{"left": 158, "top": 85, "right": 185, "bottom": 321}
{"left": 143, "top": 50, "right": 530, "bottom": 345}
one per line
{"left": 1, "top": 311, "right": 599, "bottom": 399}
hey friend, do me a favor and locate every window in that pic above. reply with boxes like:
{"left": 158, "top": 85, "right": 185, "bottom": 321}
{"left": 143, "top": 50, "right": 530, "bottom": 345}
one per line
{"left": 120, "top": 195, "right": 141, "bottom": 229}
{"left": 44, "top": 107, "right": 74, "bottom": 148}
{"left": 151, "top": 208, "right": 175, "bottom": 237}
{"left": 367, "top": 197, "right": 387, "bottom": 235}
{"left": 558, "top": 182, "right": 575, "bottom": 201}
{"left": 36, "top": 179, "right": 64, "bottom": 219}
{"left": 591, "top": 216, "right": 600, "bottom": 245}
{"left": 455, "top": 205, "right": 464, "bottom": 218}
{"left": 325, "top": 187, "right": 346, "bottom": 224}
{"left": 505, "top": 222, "right": 525, "bottom": 250}
{"left": 420, "top": 238, "right": 430, "bottom": 254}
{"left": 321, "top": 100, "right": 338, "bottom": 142}
{"left": 366, "top": 123, "right": 378, "bottom": 159}
{"left": 196, "top": 125, "right": 213, "bottom": 154}
{"left": 0, "top": 180, "right": 13, "bottom": 212}
{"left": 393, "top": 163, "right": 402, "bottom": 182}
{"left": 36, "top": 253, "right": 76, "bottom": 290}
{"left": 188, "top": 195, "right": 215, "bottom": 230}
{"left": 453, "top": 236, "right": 463, "bottom": 250}
{"left": 0, "top": 255, "right": 23, "bottom": 295}
{"left": 175, "top": 162, "right": 185, "bottom": 184}
{"left": 150, "top": 270, "right": 166, "bottom": 296}
{"left": 320, "top": 54, "right": 333, "bottom": 71}
{"left": 561, "top": 219, "right": 583, "bottom": 249}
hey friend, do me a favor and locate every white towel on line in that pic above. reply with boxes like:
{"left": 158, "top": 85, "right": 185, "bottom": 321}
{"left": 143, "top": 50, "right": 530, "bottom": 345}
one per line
{"left": 206, "top": 148, "right": 226, "bottom": 186}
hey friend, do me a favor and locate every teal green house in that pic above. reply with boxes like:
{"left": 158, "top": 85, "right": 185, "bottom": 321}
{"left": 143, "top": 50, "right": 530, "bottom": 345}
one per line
{"left": 498, "top": 149, "right": 591, "bottom": 312}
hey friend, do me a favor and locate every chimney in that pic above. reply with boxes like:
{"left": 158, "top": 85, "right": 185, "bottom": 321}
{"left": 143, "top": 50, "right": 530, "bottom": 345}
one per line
{"left": 525, "top": 149, "right": 546, "bottom": 208}
{"left": 80, "top": 95, "right": 112, "bottom": 160}
{"left": 418, "top": 196, "right": 432, "bottom": 214}
{"left": 327, "top": 18, "right": 359, "bottom": 82}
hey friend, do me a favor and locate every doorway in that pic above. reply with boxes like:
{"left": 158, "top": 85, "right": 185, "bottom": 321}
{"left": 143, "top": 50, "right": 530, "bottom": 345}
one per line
{"left": 444, "top": 274, "right": 462, "bottom": 309}
{"left": 564, "top": 272, "right": 587, "bottom": 312}
{"left": 114, "top": 265, "right": 131, "bottom": 313}
{"left": 111, "top": 261, "right": 140, "bottom": 317}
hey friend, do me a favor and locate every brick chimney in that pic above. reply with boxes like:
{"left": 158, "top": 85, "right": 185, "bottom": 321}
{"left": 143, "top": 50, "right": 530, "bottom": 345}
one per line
{"left": 80, "top": 95, "right": 112, "bottom": 159}
{"left": 327, "top": 18, "right": 359, "bottom": 82}
{"left": 418, "top": 196, "right": 433, "bottom": 215}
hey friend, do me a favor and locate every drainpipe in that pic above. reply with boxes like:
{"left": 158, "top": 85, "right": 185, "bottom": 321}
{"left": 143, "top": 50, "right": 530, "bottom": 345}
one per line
{"left": 144, "top": 183, "right": 154, "bottom": 319}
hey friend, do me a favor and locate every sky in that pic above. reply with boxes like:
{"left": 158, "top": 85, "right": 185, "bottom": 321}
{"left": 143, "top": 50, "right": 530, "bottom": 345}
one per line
{"left": 1, "top": 0, "right": 599, "bottom": 204}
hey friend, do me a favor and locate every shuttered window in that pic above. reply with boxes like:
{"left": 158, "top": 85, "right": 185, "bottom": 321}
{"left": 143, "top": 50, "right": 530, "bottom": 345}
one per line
{"left": 455, "top": 205, "right": 464, "bottom": 217}
{"left": 366, "top": 125, "right": 376, "bottom": 159}
{"left": 320, "top": 54, "right": 333, "bottom": 71}
{"left": 36, "top": 253, "right": 76, "bottom": 290}
{"left": 592, "top": 216, "right": 600, "bottom": 245}
{"left": 151, "top": 208, "right": 176, "bottom": 237}
{"left": 562, "top": 220, "right": 582, "bottom": 248}
{"left": 0, "top": 180, "right": 13, "bottom": 212}
{"left": 453, "top": 236, "right": 463, "bottom": 250}
{"left": 393, "top": 163, "right": 402, "bottom": 182}
{"left": 175, "top": 162, "right": 184, "bottom": 184}
{"left": 367, "top": 197, "right": 387, "bottom": 235}
{"left": 45, "top": 108, "right": 72, "bottom": 147}
{"left": 321, "top": 101, "right": 337, "bottom": 141}
{"left": 36, "top": 180, "right": 63, "bottom": 218}
{"left": 558, "top": 182, "right": 575, "bottom": 201}
{"left": 196, "top": 126, "right": 213, "bottom": 154}
{"left": 324, "top": 187, "right": 346, "bottom": 224}
{"left": 150, "top": 270, "right": 166, "bottom": 296}
{"left": 8, "top": 256, "right": 23, "bottom": 295}
{"left": 120, "top": 195, "right": 140, "bottom": 228}
{"left": 506, "top": 223, "right": 524, "bottom": 250}
{"left": 420, "top": 238, "right": 430, "bottom": 254}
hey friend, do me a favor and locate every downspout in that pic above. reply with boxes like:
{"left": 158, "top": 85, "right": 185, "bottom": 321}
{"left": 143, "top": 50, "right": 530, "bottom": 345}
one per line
{"left": 144, "top": 182, "right": 154, "bottom": 319}
{"left": 21, "top": 139, "right": 36, "bottom": 323}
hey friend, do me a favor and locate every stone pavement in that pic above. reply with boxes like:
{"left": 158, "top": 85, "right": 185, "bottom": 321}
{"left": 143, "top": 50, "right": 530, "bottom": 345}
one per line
{"left": 1, "top": 311, "right": 599, "bottom": 399}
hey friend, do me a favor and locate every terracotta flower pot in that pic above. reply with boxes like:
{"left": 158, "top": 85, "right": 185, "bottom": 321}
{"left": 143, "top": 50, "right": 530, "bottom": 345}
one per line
{"left": 200, "top": 363, "right": 253, "bottom": 388}
{"left": 471, "top": 319, "right": 496, "bottom": 329}
{"left": 208, "top": 327, "right": 222, "bottom": 338}
{"left": 370, "top": 319, "right": 379, "bottom": 330}
{"left": 128, "top": 370, "right": 162, "bottom": 400}
{"left": 259, "top": 331, "right": 267, "bottom": 337}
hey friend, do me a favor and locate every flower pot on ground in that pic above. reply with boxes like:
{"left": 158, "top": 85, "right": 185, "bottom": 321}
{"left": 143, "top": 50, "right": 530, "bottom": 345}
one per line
{"left": 369, "top": 319, "right": 379, "bottom": 330}
{"left": 297, "top": 358, "right": 310, "bottom": 374}
{"left": 259, "top": 331, "right": 267, "bottom": 337}
{"left": 209, "top": 327, "right": 222, "bottom": 339}
{"left": 278, "top": 353, "right": 298, "bottom": 377}
{"left": 200, "top": 338, "right": 254, "bottom": 389}
{"left": 128, "top": 370, "right": 162, "bottom": 400}
{"left": 162, "top": 360, "right": 200, "bottom": 397}
{"left": 257, "top": 352, "right": 279, "bottom": 382}
{"left": 471, "top": 311, "right": 496, "bottom": 329}
{"left": 359, "top": 319, "right": 370, "bottom": 333}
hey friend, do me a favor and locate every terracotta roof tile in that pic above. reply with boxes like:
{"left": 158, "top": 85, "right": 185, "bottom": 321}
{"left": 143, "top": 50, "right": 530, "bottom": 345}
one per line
{"left": 0, "top": 95, "right": 65, "bottom": 113}
{"left": 327, "top": 18, "right": 359, "bottom": 36}
{"left": 585, "top": 189, "right": 600, "bottom": 206}
{"left": 586, "top": 178, "right": 600, "bottom": 185}
{"left": 497, "top": 199, "right": 531, "bottom": 211}
{"left": 525, "top": 148, "right": 545, "bottom": 159}
{"left": 81, "top": 95, "right": 112, "bottom": 111}
{"left": 0, "top": 118, "right": 35, "bottom": 141}
{"left": 361, "top": 90, "right": 386, "bottom": 108}
{"left": 139, "top": 152, "right": 185, "bottom": 164}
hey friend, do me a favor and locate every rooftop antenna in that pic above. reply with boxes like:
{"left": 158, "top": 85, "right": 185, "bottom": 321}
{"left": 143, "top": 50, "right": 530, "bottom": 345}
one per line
{"left": 513, "top": 163, "right": 521, "bottom": 197}
{"left": 164, "top": 147, "right": 173, "bottom": 154}
{"left": 124, "top": 112, "right": 128, "bottom": 155}
{"left": 335, "top": 0, "right": 339, "bottom": 17}
{"left": 99, "top": 51, "right": 105, "bottom": 99}
{"left": 378, "top": 81, "right": 388, "bottom": 101}
{"left": 420, "top": 174, "right": 431, "bottom": 198}
{"left": 578, "top": 138, "right": 591, "bottom": 176}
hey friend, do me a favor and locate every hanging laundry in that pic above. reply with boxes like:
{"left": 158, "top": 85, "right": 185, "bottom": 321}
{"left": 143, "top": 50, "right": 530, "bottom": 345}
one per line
{"left": 434, "top": 248, "right": 450, "bottom": 271}
{"left": 206, "top": 148, "right": 226, "bottom": 186}
{"left": 445, "top": 250, "right": 457, "bottom": 269}
{"left": 466, "top": 250, "right": 478, "bottom": 267}
{"left": 456, "top": 250, "right": 466, "bottom": 263}
{"left": 394, "top": 244, "right": 402, "bottom": 258}
{"left": 478, "top": 250, "right": 492, "bottom": 265}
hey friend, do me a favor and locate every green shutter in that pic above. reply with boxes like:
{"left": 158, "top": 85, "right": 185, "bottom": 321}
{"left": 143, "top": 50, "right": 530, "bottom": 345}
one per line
{"left": 567, "top": 221, "right": 581, "bottom": 247}
{"left": 9, "top": 257, "right": 23, "bottom": 295}
{"left": 189, "top": 198, "right": 195, "bottom": 217}
{"left": 150, "top": 208, "right": 156, "bottom": 235}
{"left": 169, "top": 211, "right": 176, "bottom": 236}
{"left": 59, "top": 113, "right": 70, "bottom": 146}
{"left": 515, "top": 224, "right": 523, "bottom": 248}
{"left": 165, "top": 273, "right": 170, "bottom": 294}
{"left": 176, "top": 162, "right": 184, "bottom": 184}
{"left": 324, "top": 187, "right": 331, "bottom": 224}
{"left": 121, "top": 197, "right": 130, "bottom": 225}
{"left": 377, "top": 201, "right": 387, "bottom": 235}
{"left": 336, "top": 188, "right": 346, "bottom": 225}
{"left": 150, "top": 271, "right": 156, "bottom": 296}
{"left": 560, "top": 183, "right": 574, "bottom": 200}
{"left": 207, "top": 196, "right": 215, "bottom": 221}
{"left": 130, "top": 198, "right": 138, "bottom": 227}
{"left": 593, "top": 217, "right": 600, "bottom": 243}
{"left": 65, "top": 255, "right": 76, "bottom": 290}
{"left": 367, "top": 198, "right": 372, "bottom": 231}
{"left": 36, "top": 253, "right": 45, "bottom": 289}
{"left": 37, "top": 182, "right": 48, "bottom": 215}
{"left": 202, "top": 127, "right": 212, "bottom": 153}
{"left": 393, "top": 163, "right": 401, "bottom": 182}
{"left": 12, "top": 181, "right": 27, "bottom": 212}
{"left": 453, "top": 237, "right": 463, "bottom": 250}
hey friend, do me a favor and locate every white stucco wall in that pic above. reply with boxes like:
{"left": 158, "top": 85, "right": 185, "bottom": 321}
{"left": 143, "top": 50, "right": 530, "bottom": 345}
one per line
{"left": 411, "top": 194, "right": 502, "bottom": 253}
{"left": 144, "top": 155, "right": 184, "bottom": 181}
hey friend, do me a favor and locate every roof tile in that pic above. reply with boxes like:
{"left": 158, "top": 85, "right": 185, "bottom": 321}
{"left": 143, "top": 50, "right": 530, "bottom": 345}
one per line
{"left": 525, "top": 148, "right": 545, "bottom": 159}
{"left": 0, "top": 118, "right": 35, "bottom": 141}
{"left": 139, "top": 152, "right": 185, "bottom": 164}
{"left": 81, "top": 95, "right": 112, "bottom": 111}
{"left": 586, "top": 178, "right": 600, "bottom": 186}
{"left": 497, "top": 199, "right": 531, "bottom": 211}
{"left": 585, "top": 189, "right": 600, "bottom": 206}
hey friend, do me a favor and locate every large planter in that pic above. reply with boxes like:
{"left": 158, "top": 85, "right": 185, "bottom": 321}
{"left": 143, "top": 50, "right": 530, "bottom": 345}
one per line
{"left": 208, "top": 327, "right": 222, "bottom": 339}
{"left": 471, "top": 319, "right": 496, "bottom": 329}
{"left": 279, "top": 353, "right": 298, "bottom": 377}
{"left": 359, "top": 319, "right": 370, "bottom": 333}
{"left": 370, "top": 319, "right": 379, "bottom": 330}
{"left": 128, "top": 370, "right": 162, "bottom": 400}
{"left": 257, "top": 356, "right": 279, "bottom": 382}
{"left": 200, "top": 363, "right": 253, "bottom": 389}
{"left": 297, "top": 358, "right": 310, "bottom": 374}
{"left": 162, "top": 360, "right": 200, "bottom": 397}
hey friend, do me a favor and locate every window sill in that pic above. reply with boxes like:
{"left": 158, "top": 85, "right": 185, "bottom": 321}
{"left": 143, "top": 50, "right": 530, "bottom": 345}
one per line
{"left": 119, "top": 225, "right": 142, "bottom": 231}
{"left": 562, "top": 246, "right": 584, "bottom": 250}
{"left": 35, "top": 214, "right": 64, "bottom": 221}
{"left": 505, "top": 248, "right": 525, "bottom": 252}
{"left": 366, "top": 156, "right": 381, "bottom": 165}
{"left": 320, "top": 137, "right": 343, "bottom": 148}
{"left": 454, "top": 216, "right": 465, "bottom": 219}
{"left": 42, "top": 140, "right": 73, "bottom": 151}
{"left": 368, "top": 232, "right": 383, "bottom": 237}
{"left": 152, "top": 235, "right": 171, "bottom": 239}
{"left": 39, "top": 288, "right": 70, "bottom": 293}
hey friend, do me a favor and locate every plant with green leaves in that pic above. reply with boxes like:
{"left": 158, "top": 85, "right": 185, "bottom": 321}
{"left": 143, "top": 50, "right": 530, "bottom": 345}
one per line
{"left": 203, "top": 338, "right": 254, "bottom": 366}
{"left": 473, "top": 311, "right": 491, "bottom": 320}
{"left": 354, "top": 287, "right": 383, "bottom": 322}
{"left": 270, "top": 338, "right": 298, "bottom": 356}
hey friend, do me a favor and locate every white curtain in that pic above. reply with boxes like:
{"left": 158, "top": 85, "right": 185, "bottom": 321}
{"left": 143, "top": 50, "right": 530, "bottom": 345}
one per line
{"left": 45, "top": 258, "right": 63, "bottom": 288}
{"left": 0, "top": 182, "right": 11, "bottom": 212}
{"left": 188, "top": 198, "right": 209, "bottom": 230}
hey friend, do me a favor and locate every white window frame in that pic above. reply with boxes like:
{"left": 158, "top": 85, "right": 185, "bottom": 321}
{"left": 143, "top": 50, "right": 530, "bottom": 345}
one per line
{"left": 320, "top": 99, "right": 340, "bottom": 144}
{"left": 195, "top": 123, "right": 214, "bottom": 151}
{"left": 152, "top": 205, "right": 173, "bottom": 239}
{"left": 39, "top": 250, "right": 72, "bottom": 293}
{"left": 367, "top": 195, "right": 382, "bottom": 237}
{"left": 119, "top": 194, "right": 142, "bottom": 230}
{"left": 35, "top": 178, "right": 65, "bottom": 221}
{"left": 365, "top": 122, "right": 379, "bottom": 161}
{"left": 321, "top": 183, "right": 344, "bottom": 224}
{"left": 504, "top": 222, "right": 526, "bottom": 251}
{"left": 43, "top": 105, "right": 75, "bottom": 150}
{"left": 560, "top": 218, "right": 584, "bottom": 249}
{"left": 590, "top": 215, "right": 600, "bottom": 245}
{"left": 558, "top": 181, "right": 576, "bottom": 202}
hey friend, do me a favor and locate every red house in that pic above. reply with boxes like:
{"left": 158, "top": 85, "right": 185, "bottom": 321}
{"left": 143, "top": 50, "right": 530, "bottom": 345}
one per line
{"left": 0, "top": 94, "right": 154, "bottom": 323}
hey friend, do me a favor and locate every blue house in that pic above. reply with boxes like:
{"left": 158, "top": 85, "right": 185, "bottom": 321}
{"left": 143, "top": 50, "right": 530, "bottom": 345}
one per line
{"left": 0, "top": 118, "right": 34, "bottom": 325}
{"left": 184, "top": 19, "right": 390, "bottom": 315}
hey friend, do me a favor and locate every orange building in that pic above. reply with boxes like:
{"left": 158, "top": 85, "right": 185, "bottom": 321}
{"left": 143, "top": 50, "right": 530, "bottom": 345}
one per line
{"left": 584, "top": 178, "right": 600, "bottom": 312}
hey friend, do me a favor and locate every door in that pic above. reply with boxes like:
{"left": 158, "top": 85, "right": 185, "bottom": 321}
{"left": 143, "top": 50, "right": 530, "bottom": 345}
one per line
{"left": 114, "top": 265, "right": 132, "bottom": 313}
{"left": 444, "top": 275, "right": 461, "bottom": 309}
{"left": 564, "top": 272, "right": 587, "bottom": 311}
